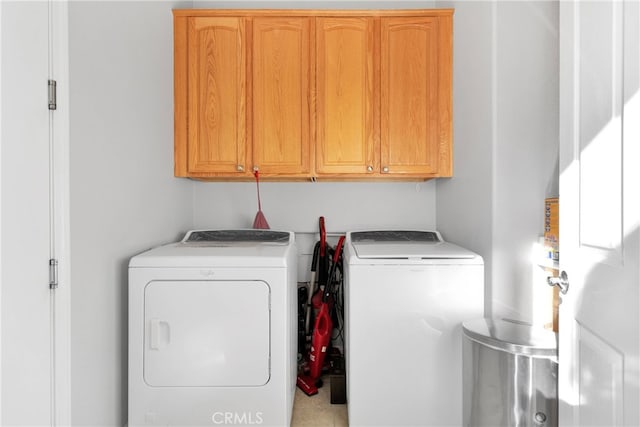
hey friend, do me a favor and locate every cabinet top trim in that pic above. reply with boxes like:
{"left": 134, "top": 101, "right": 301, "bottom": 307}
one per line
{"left": 172, "top": 9, "right": 454, "bottom": 18}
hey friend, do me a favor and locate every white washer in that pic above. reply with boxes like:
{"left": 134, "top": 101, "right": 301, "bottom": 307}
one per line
{"left": 128, "top": 230, "right": 297, "bottom": 427}
{"left": 344, "top": 230, "right": 484, "bottom": 427}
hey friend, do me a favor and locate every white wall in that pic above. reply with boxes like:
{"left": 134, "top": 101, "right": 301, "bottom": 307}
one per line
{"left": 192, "top": 182, "right": 437, "bottom": 233}
{"left": 68, "top": 2, "right": 192, "bottom": 425}
{"left": 437, "top": 1, "right": 559, "bottom": 322}
{"left": 492, "top": 1, "right": 558, "bottom": 321}
{"left": 192, "top": 0, "right": 436, "bottom": 8}
{"left": 435, "top": 1, "right": 495, "bottom": 314}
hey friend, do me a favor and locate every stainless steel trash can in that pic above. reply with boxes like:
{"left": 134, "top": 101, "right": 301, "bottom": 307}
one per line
{"left": 462, "top": 318, "right": 558, "bottom": 427}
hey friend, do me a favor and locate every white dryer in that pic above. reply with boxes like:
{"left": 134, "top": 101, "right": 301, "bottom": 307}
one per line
{"left": 344, "top": 230, "right": 484, "bottom": 427}
{"left": 128, "top": 230, "right": 297, "bottom": 427}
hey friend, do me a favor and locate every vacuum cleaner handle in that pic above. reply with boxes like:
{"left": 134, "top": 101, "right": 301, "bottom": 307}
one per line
{"left": 323, "top": 236, "right": 345, "bottom": 301}
{"left": 319, "top": 216, "right": 326, "bottom": 257}
{"left": 311, "top": 240, "right": 320, "bottom": 272}
{"left": 305, "top": 242, "right": 321, "bottom": 335}
{"left": 333, "top": 236, "right": 345, "bottom": 264}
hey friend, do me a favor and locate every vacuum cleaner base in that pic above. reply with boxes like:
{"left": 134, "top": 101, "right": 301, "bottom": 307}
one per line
{"left": 296, "top": 375, "right": 319, "bottom": 396}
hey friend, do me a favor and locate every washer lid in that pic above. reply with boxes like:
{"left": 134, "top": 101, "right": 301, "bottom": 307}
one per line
{"left": 462, "top": 318, "right": 557, "bottom": 357}
{"left": 348, "top": 230, "right": 477, "bottom": 259}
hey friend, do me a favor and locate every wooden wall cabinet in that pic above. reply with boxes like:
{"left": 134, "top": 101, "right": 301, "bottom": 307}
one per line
{"left": 174, "top": 10, "right": 453, "bottom": 180}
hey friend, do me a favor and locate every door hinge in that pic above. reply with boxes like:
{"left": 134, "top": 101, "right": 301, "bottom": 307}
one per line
{"left": 48, "top": 79, "right": 57, "bottom": 110}
{"left": 49, "top": 258, "right": 59, "bottom": 289}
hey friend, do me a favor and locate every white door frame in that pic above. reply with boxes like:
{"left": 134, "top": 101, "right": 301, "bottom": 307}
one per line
{"left": 49, "top": 1, "right": 71, "bottom": 425}
{"left": 0, "top": 0, "right": 71, "bottom": 424}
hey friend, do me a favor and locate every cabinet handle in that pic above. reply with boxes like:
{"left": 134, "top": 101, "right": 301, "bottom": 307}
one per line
{"left": 237, "top": 165, "right": 244, "bottom": 172}
{"left": 253, "top": 166, "right": 259, "bottom": 172}
{"left": 547, "top": 271, "right": 570, "bottom": 295}
{"left": 382, "top": 166, "right": 389, "bottom": 173}
{"left": 367, "top": 165, "right": 374, "bottom": 172}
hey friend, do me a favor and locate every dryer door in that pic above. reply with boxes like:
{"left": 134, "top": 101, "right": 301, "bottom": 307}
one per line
{"left": 143, "top": 280, "right": 270, "bottom": 387}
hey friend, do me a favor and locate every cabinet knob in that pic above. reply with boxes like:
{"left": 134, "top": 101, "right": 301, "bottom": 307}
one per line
{"left": 236, "top": 165, "right": 244, "bottom": 172}
{"left": 382, "top": 166, "right": 389, "bottom": 173}
{"left": 253, "top": 166, "right": 259, "bottom": 172}
{"left": 367, "top": 165, "right": 374, "bottom": 172}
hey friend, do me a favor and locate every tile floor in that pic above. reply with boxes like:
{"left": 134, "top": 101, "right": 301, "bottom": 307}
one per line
{"left": 291, "top": 378, "right": 348, "bottom": 427}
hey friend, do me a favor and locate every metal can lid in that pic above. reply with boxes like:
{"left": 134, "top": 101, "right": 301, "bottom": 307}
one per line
{"left": 462, "top": 318, "right": 557, "bottom": 357}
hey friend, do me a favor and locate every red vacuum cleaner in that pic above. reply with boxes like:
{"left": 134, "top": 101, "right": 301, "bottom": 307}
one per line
{"left": 297, "top": 235, "right": 345, "bottom": 396}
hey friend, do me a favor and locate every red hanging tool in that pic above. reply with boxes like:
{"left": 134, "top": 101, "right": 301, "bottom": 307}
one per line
{"left": 252, "top": 170, "right": 270, "bottom": 229}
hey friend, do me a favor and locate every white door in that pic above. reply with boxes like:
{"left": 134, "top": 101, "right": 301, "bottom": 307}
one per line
{"left": 558, "top": 1, "right": 640, "bottom": 425}
{"left": 1, "top": 1, "right": 69, "bottom": 425}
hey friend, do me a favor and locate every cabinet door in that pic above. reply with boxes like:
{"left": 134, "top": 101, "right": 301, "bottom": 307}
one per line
{"left": 252, "top": 17, "right": 311, "bottom": 176}
{"left": 316, "top": 17, "right": 378, "bottom": 175}
{"left": 175, "top": 17, "right": 249, "bottom": 176}
{"left": 380, "top": 16, "right": 452, "bottom": 177}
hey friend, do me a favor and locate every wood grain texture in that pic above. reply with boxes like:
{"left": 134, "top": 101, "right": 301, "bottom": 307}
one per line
{"left": 437, "top": 13, "right": 453, "bottom": 177}
{"left": 316, "top": 17, "right": 378, "bottom": 175}
{"left": 186, "top": 17, "right": 248, "bottom": 175}
{"left": 252, "top": 17, "right": 311, "bottom": 175}
{"left": 174, "top": 16, "right": 188, "bottom": 176}
{"left": 381, "top": 16, "right": 440, "bottom": 176}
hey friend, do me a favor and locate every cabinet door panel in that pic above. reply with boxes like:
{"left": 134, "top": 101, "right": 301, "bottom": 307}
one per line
{"left": 316, "top": 17, "right": 377, "bottom": 175}
{"left": 252, "top": 17, "right": 311, "bottom": 175}
{"left": 185, "top": 17, "right": 248, "bottom": 175}
{"left": 381, "top": 17, "right": 440, "bottom": 175}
